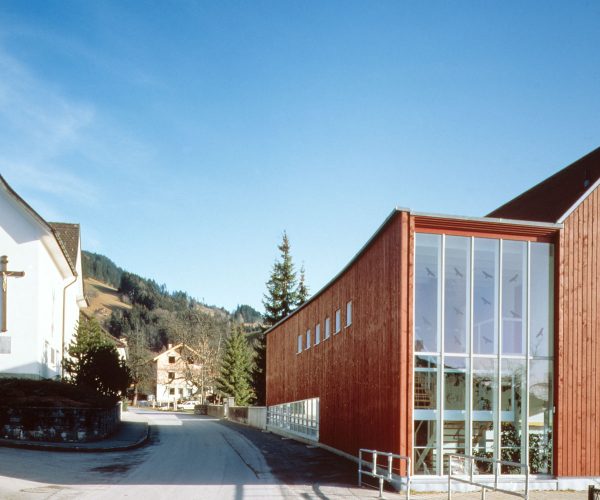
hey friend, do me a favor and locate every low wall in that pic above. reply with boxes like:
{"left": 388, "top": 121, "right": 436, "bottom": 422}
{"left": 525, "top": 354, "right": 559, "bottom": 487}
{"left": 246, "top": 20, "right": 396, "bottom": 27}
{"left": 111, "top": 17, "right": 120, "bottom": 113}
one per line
{"left": 228, "top": 406, "right": 267, "bottom": 430}
{"left": 0, "top": 404, "right": 121, "bottom": 443}
{"left": 194, "top": 404, "right": 225, "bottom": 418}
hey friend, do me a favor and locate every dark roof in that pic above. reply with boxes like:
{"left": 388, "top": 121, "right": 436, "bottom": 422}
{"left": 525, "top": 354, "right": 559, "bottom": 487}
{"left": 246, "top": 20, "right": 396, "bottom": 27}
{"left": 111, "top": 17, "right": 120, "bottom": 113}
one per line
{"left": 49, "top": 222, "right": 80, "bottom": 274}
{"left": 488, "top": 147, "right": 600, "bottom": 223}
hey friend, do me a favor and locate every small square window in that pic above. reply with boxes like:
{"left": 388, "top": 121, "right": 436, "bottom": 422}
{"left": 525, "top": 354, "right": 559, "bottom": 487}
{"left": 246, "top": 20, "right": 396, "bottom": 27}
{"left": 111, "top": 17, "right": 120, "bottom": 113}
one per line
{"left": 325, "top": 317, "right": 331, "bottom": 339}
{"left": 168, "top": 356, "right": 176, "bottom": 364}
{"left": 169, "top": 388, "right": 175, "bottom": 395}
{"left": 168, "top": 372, "right": 175, "bottom": 380}
{"left": 346, "top": 301, "right": 352, "bottom": 327}
{"left": 335, "top": 309, "right": 341, "bottom": 334}
{"left": 315, "top": 323, "right": 321, "bottom": 345}
{"left": 306, "top": 329, "right": 311, "bottom": 349}
{"left": 179, "top": 388, "right": 184, "bottom": 395}
{"left": 297, "top": 334, "right": 303, "bottom": 354}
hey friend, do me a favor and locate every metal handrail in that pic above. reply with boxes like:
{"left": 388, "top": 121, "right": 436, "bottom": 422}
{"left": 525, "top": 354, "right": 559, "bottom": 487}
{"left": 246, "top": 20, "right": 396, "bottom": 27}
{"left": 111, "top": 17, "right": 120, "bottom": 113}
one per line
{"left": 447, "top": 453, "right": 529, "bottom": 500}
{"left": 358, "top": 448, "right": 411, "bottom": 499}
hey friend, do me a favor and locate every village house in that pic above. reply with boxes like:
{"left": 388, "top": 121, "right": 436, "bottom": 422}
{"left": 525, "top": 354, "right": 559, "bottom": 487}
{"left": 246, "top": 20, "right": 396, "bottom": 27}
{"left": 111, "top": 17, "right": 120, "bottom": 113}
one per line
{"left": 265, "top": 147, "right": 600, "bottom": 490}
{"left": 0, "top": 175, "right": 86, "bottom": 379}
{"left": 153, "top": 343, "right": 203, "bottom": 405}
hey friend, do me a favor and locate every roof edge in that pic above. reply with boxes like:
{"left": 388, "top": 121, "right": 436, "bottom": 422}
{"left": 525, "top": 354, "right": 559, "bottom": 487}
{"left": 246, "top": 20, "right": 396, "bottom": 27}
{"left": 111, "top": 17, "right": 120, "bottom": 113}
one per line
{"left": 264, "top": 207, "right": 405, "bottom": 336}
{"left": 557, "top": 176, "right": 600, "bottom": 223}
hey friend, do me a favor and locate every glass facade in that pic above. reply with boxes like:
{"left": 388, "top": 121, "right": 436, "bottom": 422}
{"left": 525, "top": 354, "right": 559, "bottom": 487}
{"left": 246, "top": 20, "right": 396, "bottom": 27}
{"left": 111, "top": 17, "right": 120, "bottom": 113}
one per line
{"left": 413, "top": 233, "right": 554, "bottom": 476}
{"left": 267, "top": 398, "right": 319, "bottom": 440}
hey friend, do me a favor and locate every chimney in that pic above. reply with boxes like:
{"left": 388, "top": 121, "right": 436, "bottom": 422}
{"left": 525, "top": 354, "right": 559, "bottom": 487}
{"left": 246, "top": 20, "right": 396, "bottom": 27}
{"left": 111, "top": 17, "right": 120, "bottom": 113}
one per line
{"left": 168, "top": 343, "right": 173, "bottom": 349}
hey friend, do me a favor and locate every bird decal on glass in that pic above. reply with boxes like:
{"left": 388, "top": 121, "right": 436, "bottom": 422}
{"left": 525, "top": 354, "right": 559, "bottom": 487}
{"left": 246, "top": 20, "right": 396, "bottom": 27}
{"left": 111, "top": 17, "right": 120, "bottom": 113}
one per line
{"left": 453, "top": 306, "right": 464, "bottom": 316}
{"left": 482, "top": 336, "right": 492, "bottom": 345}
{"left": 453, "top": 335, "right": 463, "bottom": 347}
{"left": 422, "top": 316, "right": 432, "bottom": 326}
{"left": 426, "top": 266, "right": 436, "bottom": 278}
{"left": 509, "top": 273, "right": 519, "bottom": 283}
{"left": 482, "top": 270, "right": 493, "bottom": 279}
{"left": 509, "top": 310, "right": 521, "bottom": 318}
{"left": 536, "top": 327, "right": 544, "bottom": 338}
{"left": 453, "top": 267, "right": 463, "bottom": 278}
{"left": 481, "top": 296, "right": 491, "bottom": 306}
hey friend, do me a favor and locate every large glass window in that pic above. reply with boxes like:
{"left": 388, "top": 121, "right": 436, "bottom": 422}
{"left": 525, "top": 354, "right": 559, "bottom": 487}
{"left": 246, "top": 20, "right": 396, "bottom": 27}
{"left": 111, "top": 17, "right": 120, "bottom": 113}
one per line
{"left": 502, "top": 241, "right": 527, "bottom": 355}
{"left": 413, "top": 235, "right": 554, "bottom": 476}
{"left": 444, "top": 237, "right": 470, "bottom": 354}
{"left": 415, "top": 233, "right": 441, "bottom": 353}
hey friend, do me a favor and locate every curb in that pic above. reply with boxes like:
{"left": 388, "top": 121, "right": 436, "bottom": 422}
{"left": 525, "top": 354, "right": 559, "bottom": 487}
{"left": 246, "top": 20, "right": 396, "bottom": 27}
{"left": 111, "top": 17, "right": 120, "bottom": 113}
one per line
{"left": 0, "top": 423, "right": 151, "bottom": 453}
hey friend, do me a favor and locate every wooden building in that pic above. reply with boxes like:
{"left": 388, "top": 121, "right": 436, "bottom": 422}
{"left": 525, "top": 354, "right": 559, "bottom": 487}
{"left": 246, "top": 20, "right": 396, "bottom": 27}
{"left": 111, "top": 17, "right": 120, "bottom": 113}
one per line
{"left": 265, "top": 147, "right": 600, "bottom": 489}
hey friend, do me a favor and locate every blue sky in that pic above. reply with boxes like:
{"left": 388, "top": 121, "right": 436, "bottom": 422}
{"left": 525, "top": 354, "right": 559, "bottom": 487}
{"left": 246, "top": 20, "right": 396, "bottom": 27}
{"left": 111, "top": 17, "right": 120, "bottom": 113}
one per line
{"left": 0, "top": 1, "right": 599, "bottom": 311}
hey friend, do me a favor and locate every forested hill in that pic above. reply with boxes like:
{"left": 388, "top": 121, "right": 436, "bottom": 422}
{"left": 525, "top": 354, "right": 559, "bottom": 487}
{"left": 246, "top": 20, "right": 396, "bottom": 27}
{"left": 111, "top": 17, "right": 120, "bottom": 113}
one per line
{"left": 82, "top": 250, "right": 262, "bottom": 351}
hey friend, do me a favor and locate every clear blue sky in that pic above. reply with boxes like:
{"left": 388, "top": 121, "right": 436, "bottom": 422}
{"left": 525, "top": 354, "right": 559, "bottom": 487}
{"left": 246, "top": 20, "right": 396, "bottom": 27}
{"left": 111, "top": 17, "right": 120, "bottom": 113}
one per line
{"left": 0, "top": 1, "right": 598, "bottom": 311}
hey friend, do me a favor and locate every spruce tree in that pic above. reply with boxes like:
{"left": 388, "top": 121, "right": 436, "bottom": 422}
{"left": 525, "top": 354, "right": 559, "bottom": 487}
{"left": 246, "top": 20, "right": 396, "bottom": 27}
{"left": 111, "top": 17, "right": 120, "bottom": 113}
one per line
{"left": 262, "top": 232, "right": 298, "bottom": 325}
{"left": 216, "top": 326, "right": 255, "bottom": 406}
{"left": 296, "top": 264, "right": 309, "bottom": 306}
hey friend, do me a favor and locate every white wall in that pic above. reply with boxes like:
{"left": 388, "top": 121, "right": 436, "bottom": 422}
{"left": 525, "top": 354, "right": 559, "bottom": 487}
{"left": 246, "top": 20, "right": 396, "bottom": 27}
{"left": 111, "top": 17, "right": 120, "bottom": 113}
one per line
{"left": 0, "top": 191, "right": 78, "bottom": 379}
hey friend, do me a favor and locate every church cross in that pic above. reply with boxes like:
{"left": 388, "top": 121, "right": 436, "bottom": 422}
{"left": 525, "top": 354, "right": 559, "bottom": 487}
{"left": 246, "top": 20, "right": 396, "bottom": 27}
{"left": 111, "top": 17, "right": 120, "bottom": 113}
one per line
{"left": 1, "top": 255, "right": 24, "bottom": 333}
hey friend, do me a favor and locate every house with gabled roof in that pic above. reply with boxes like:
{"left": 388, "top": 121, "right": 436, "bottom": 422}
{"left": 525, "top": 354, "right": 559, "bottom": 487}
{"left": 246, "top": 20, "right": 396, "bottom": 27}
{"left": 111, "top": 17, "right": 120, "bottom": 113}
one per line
{"left": 0, "top": 175, "right": 87, "bottom": 379}
{"left": 265, "top": 147, "right": 600, "bottom": 490}
{"left": 153, "top": 343, "right": 203, "bottom": 405}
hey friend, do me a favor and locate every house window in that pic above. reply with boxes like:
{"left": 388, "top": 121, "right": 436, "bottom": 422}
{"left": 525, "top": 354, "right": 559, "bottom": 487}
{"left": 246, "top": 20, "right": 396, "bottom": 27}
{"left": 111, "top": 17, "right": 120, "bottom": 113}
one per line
{"left": 346, "top": 301, "right": 352, "bottom": 327}
{"left": 335, "top": 309, "right": 341, "bottom": 334}
{"left": 168, "top": 372, "right": 175, "bottom": 380}
{"left": 297, "top": 334, "right": 303, "bottom": 354}
{"left": 325, "top": 317, "right": 331, "bottom": 339}
{"left": 306, "top": 329, "right": 311, "bottom": 349}
{"left": 315, "top": 323, "right": 321, "bottom": 345}
{"left": 169, "top": 388, "right": 175, "bottom": 395}
{"left": 168, "top": 356, "right": 176, "bottom": 364}
{"left": 179, "top": 388, "right": 184, "bottom": 395}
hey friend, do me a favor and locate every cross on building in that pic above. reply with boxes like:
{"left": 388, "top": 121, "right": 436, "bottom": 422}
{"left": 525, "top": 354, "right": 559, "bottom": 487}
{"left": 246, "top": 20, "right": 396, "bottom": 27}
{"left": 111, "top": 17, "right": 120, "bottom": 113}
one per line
{"left": 1, "top": 255, "right": 24, "bottom": 333}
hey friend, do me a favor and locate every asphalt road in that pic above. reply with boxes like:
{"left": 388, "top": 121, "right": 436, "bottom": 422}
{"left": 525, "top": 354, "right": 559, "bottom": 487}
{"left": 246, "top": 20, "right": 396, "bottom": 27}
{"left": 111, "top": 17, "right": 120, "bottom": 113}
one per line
{"left": 0, "top": 410, "right": 291, "bottom": 499}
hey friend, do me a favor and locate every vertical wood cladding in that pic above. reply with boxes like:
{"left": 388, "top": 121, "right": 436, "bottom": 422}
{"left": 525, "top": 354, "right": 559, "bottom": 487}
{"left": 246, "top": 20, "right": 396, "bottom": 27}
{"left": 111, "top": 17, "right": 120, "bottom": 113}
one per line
{"left": 556, "top": 186, "right": 600, "bottom": 476}
{"left": 266, "top": 211, "right": 411, "bottom": 458}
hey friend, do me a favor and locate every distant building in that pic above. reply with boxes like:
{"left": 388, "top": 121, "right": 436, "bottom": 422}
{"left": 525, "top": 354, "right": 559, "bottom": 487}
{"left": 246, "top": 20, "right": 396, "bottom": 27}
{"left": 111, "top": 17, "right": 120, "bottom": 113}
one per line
{"left": 265, "top": 147, "right": 600, "bottom": 490}
{"left": 153, "top": 343, "right": 202, "bottom": 404}
{"left": 0, "top": 175, "right": 86, "bottom": 379}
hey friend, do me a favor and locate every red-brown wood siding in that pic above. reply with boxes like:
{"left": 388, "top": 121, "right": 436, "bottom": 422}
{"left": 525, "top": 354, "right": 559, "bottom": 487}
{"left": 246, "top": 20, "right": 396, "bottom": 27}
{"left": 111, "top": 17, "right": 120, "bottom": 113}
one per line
{"left": 556, "top": 185, "right": 600, "bottom": 476}
{"left": 266, "top": 211, "right": 410, "bottom": 459}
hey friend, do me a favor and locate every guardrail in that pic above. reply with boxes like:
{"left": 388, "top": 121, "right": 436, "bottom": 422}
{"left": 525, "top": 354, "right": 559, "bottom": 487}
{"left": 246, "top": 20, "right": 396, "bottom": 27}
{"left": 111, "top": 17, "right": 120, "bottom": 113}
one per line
{"left": 447, "top": 453, "right": 529, "bottom": 500}
{"left": 358, "top": 448, "right": 411, "bottom": 499}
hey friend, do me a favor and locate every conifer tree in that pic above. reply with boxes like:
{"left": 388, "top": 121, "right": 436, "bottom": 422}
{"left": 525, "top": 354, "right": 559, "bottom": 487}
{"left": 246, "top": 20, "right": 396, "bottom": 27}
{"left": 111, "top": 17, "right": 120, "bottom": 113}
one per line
{"left": 216, "top": 325, "right": 255, "bottom": 406}
{"left": 263, "top": 231, "right": 298, "bottom": 325}
{"left": 296, "top": 264, "right": 309, "bottom": 306}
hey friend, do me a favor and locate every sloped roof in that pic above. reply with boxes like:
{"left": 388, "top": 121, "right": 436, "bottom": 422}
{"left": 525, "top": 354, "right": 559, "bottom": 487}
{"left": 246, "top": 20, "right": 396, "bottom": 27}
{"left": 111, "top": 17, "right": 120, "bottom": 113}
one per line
{"left": 153, "top": 343, "right": 200, "bottom": 362}
{"left": 49, "top": 222, "right": 80, "bottom": 274}
{"left": 488, "top": 147, "right": 600, "bottom": 223}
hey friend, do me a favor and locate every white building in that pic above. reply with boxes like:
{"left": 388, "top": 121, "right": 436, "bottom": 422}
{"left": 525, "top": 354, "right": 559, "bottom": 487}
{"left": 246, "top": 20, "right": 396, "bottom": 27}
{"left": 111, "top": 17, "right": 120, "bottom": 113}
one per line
{"left": 153, "top": 344, "right": 202, "bottom": 404}
{"left": 0, "top": 175, "right": 86, "bottom": 379}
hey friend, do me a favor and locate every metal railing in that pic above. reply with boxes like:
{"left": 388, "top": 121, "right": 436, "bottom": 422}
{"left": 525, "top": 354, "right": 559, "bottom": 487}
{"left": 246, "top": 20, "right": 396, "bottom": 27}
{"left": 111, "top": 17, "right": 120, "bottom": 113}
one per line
{"left": 589, "top": 485, "right": 600, "bottom": 500}
{"left": 358, "top": 448, "right": 411, "bottom": 499}
{"left": 447, "top": 454, "right": 529, "bottom": 500}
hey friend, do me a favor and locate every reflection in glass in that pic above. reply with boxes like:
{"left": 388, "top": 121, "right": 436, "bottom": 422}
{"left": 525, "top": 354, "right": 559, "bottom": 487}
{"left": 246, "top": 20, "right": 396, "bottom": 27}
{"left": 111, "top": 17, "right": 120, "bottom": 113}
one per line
{"left": 415, "top": 234, "right": 441, "bottom": 352}
{"left": 502, "top": 241, "right": 527, "bottom": 355}
{"left": 529, "top": 360, "right": 553, "bottom": 473}
{"left": 444, "top": 356, "right": 467, "bottom": 411}
{"left": 414, "top": 420, "right": 437, "bottom": 475}
{"left": 444, "top": 237, "right": 470, "bottom": 354}
{"left": 415, "top": 356, "right": 438, "bottom": 409}
{"left": 472, "top": 357, "right": 495, "bottom": 472}
{"left": 530, "top": 243, "right": 554, "bottom": 357}
{"left": 501, "top": 359, "right": 526, "bottom": 472}
{"left": 473, "top": 238, "right": 499, "bottom": 355}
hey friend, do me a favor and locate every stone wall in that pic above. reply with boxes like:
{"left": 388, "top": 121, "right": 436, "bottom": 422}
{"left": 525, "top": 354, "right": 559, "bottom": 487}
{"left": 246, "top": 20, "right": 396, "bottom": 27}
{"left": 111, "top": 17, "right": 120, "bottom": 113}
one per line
{"left": 0, "top": 404, "right": 121, "bottom": 442}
